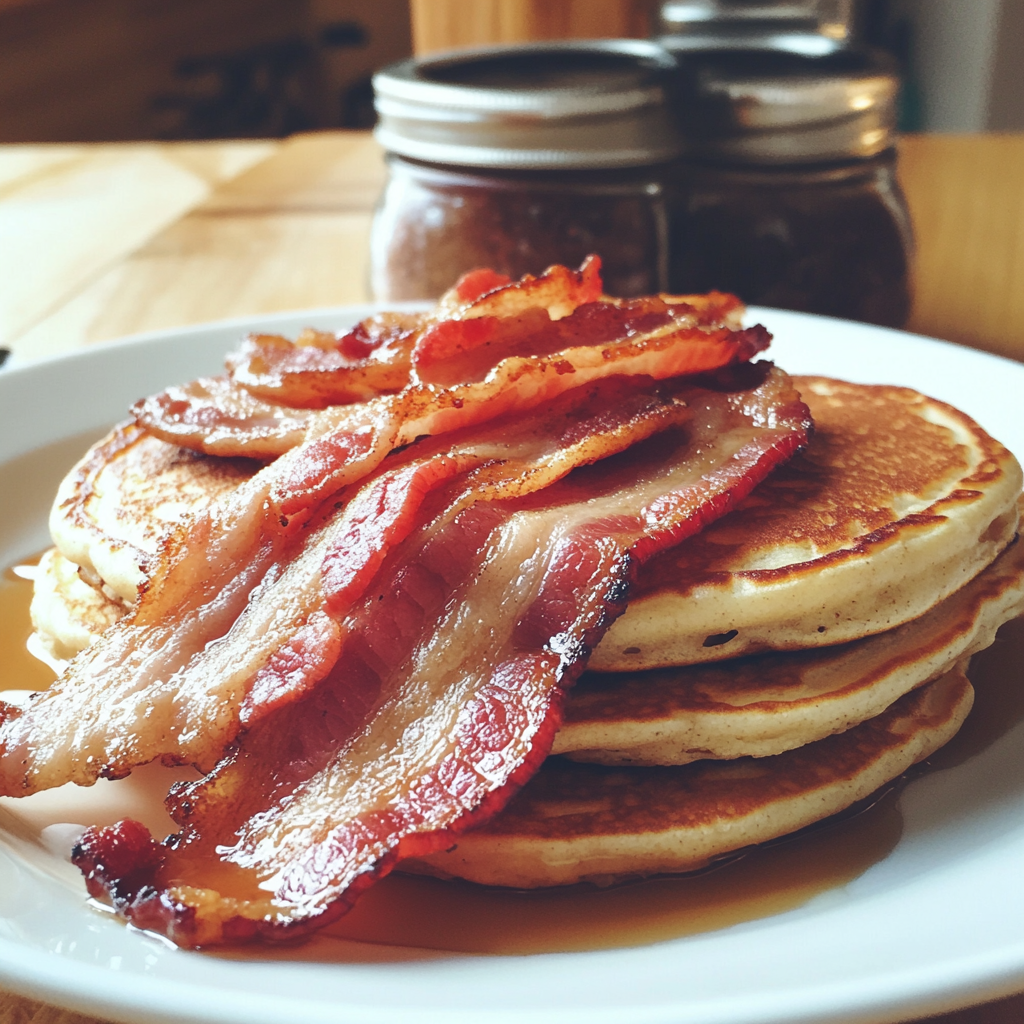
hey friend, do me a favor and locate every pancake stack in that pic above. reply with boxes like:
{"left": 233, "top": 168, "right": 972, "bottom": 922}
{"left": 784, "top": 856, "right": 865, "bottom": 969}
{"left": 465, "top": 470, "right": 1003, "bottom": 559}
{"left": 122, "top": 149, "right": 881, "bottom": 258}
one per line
{"left": 32, "top": 377, "right": 1024, "bottom": 889}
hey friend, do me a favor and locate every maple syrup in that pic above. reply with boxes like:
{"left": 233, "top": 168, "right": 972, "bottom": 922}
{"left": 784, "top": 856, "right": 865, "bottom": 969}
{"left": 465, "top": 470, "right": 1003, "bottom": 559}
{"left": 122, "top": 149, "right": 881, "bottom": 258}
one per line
{"left": 230, "top": 612, "right": 1024, "bottom": 960}
{"left": 0, "top": 560, "right": 56, "bottom": 695}
{"left": 2, "top": 443, "right": 1021, "bottom": 958}
{"left": 0, "top": 427, "right": 107, "bottom": 696}
{"left": 313, "top": 792, "right": 903, "bottom": 957}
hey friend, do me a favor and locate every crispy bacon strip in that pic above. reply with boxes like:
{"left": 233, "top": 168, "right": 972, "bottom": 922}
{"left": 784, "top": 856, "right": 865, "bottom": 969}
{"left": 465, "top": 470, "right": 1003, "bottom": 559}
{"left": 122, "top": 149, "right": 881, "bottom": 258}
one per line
{"left": 227, "top": 313, "right": 769, "bottom": 519}
{"left": 411, "top": 298, "right": 750, "bottom": 388}
{"left": 0, "top": 378, "right": 692, "bottom": 792}
{"left": 73, "top": 365, "right": 812, "bottom": 946}
{"left": 227, "top": 314, "right": 423, "bottom": 409}
{"left": 134, "top": 258, "right": 762, "bottom": 460}
{"left": 289, "top": 318, "right": 771, "bottom": 512}
{"left": 225, "top": 259, "right": 606, "bottom": 411}
{"left": 131, "top": 376, "right": 316, "bottom": 459}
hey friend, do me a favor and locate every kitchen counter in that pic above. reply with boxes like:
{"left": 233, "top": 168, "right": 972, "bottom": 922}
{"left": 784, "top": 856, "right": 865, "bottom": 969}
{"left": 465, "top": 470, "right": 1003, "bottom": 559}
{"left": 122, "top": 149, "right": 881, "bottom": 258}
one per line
{"left": 1, "top": 130, "right": 1023, "bottom": 1024}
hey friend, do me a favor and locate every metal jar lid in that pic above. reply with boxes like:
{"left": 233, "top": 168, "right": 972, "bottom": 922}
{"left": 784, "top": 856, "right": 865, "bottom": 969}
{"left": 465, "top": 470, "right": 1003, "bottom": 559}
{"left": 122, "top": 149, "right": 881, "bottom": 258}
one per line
{"left": 658, "top": 1, "right": 854, "bottom": 55}
{"left": 372, "top": 40, "right": 684, "bottom": 170}
{"left": 672, "top": 48, "right": 899, "bottom": 164}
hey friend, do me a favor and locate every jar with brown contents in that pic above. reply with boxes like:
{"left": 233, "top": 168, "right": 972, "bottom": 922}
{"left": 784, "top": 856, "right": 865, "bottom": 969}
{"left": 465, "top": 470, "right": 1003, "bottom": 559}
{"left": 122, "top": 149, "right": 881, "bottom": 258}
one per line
{"left": 665, "top": 48, "right": 914, "bottom": 328}
{"left": 371, "top": 42, "right": 683, "bottom": 301}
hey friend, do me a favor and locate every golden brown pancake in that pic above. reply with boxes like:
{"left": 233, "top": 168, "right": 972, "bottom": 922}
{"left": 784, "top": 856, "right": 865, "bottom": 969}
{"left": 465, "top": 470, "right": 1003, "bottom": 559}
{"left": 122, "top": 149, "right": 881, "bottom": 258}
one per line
{"left": 555, "top": 531, "right": 1024, "bottom": 765}
{"left": 404, "top": 666, "right": 974, "bottom": 887}
{"left": 592, "top": 377, "right": 1023, "bottom": 671}
{"left": 49, "top": 421, "right": 260, "bottom": 604}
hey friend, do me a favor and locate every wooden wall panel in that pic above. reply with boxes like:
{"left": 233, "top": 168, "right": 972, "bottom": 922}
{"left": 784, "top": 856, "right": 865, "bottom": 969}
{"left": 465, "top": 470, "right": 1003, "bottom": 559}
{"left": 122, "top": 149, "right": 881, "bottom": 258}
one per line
{"left": 899, "top": 133, "right": 1024, "bottom": 363}
{"left": 410, "top": 0, "right": 653, "bottom": 55}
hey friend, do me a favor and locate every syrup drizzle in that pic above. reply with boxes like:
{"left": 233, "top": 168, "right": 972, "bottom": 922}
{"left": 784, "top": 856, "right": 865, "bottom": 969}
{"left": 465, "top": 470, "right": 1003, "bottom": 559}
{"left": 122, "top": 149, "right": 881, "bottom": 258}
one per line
{"left": 313, "top": 792, "right": 904, "bottom": 957}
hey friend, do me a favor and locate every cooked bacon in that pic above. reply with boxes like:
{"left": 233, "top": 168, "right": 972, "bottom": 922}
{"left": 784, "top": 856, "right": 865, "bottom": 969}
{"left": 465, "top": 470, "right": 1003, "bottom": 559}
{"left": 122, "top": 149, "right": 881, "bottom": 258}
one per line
{"left": 71, "top": 365, "right": 812, "bottom": 946}
{"left": 411, "top": 299, "right": 753, "bottom": 389}
{"left": 135, "top": 257, "right": 762, "bottom": 461}
{"left": 293, "top": 318, "right": 771, "bottom": 509}
{"left": 226, "top": 314, "right": 423, "bottom": 409}
{"left": 0, "top": 377, "right": 692, "bottom": 793}
{"left": 436, "top": 255, "right": 602, "bottom": 321}
{"left": 131, "top": 376, "right": 316, "bottom": 459}
{"left": 135, "top": 260, "right": 605, "bottom": 454}
{"left": 137, "top": 309, "right": 767, "bottom": 477}
{"left": 223, "top": 289, "right": 746, "bottom": 413}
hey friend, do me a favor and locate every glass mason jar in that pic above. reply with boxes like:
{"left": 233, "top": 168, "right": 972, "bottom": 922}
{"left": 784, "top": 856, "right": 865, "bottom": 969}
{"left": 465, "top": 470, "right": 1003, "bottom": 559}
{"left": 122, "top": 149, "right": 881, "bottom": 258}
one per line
{"left": 663, "top": 47, "right": 914, "bottom": 328}
{"left": 370, "top": 41, "right": 683, "bottom": 302}
{"left": 372, "top": 159, "right": 671, "bottom": 300}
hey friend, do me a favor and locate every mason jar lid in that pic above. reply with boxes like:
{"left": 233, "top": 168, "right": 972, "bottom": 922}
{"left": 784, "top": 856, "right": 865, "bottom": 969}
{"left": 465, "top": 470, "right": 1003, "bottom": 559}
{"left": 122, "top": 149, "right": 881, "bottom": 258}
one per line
{"left": 671, "top": 47, "right": 899, "bottom": 164}
{"left": 372, "top": 40, "right": 684, "bottom": 170}
{"left": 657, "top": 0, "right": 853, "bottom": 55}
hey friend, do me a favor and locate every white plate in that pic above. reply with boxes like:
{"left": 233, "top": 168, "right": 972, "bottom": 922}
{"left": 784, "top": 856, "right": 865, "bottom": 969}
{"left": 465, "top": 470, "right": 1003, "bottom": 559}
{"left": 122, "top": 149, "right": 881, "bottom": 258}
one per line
{"left": 2, "top": 307, "right": 1024, "bottom": 1024}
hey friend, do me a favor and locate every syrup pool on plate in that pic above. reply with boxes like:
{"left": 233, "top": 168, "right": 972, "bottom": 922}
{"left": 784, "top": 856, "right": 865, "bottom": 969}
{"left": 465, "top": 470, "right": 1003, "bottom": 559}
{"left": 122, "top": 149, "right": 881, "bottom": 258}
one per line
{"left": 4, "top": 540, "right": 1021, "bottom": 958}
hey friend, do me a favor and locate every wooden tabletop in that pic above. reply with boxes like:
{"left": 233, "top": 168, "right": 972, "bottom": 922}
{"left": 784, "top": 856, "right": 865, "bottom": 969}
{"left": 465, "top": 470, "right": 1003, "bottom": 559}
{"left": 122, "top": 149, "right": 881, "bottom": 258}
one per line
{"left": 1, "top": 130, "right": 1024, "bottom": 1024}
{"left": 2, "top": 131, "right": 1024, "bottom": 368}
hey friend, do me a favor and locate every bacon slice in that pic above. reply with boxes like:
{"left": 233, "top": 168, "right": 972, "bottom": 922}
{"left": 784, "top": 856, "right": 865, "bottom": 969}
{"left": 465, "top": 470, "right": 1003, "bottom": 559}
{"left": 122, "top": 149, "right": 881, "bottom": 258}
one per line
{"left": 131, "top": 376, "right": 316, "bottom": 459}
{"left": 226, "top": 259, "right": 607, "bottom": 413}
{"left": 411, "top": 298, "right": 752, "bottom": 389}
{"left": 296, "top": 318, "right": 771, "bottom": 504}
{"left": 226, "top": 314, "right": 423, "bottom": 409}
{"left": 71, "top": 365, "right": 812, "bottom": 946}
{"left": 438, "top": 254, "right": 602, "bottom": 321}
{"left": 134, "top": 258, "right": 762, "bottom": 460}
{"left": 0, "top": 377, "right": 692, "bottom": 793}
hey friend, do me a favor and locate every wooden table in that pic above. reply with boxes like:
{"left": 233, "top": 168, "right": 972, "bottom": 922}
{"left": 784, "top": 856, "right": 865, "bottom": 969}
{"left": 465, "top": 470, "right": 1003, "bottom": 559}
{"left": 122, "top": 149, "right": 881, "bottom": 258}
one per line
{"left": 2, "top": 131, "right": 1024, "bottom": 368}
{"left": 1, "top": 130, "right": 1023, "bottom": 1024}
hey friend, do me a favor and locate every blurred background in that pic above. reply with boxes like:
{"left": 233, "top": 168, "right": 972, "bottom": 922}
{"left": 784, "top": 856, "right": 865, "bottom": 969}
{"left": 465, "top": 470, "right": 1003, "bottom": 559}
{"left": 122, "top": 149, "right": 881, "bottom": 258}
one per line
{"left": 0, "top": 0, "right": 1021, "bottom": 142}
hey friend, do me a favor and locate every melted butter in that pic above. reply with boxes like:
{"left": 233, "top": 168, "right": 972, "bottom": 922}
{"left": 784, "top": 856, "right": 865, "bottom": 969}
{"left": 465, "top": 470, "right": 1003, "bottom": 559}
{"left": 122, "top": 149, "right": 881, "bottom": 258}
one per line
{"left": 2, "top": 530, "right": 1021, "bottom": 959}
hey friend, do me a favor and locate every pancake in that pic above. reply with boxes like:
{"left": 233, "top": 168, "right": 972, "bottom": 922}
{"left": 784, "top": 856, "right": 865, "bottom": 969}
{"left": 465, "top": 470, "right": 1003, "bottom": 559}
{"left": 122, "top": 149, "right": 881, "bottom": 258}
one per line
{"left": 591, "top": 377, "right": 1023, "bottom": 671}
{"left": 555, "top": 531, "right": 1024, "bottom": 765}
{"left": 29, "top": 548, "right": 123, "bottom": 662}
{"left": 403, "top": 666, "right": 974, "bottom": 888}
{"left": 42, "top": 380, "right": 1022, "bottom": 666}
{"left": 24, "top": 377, "right": 1010, "bottom": 898}
{"left": 49, "top": 421, "right": 259, "bottom": 604}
